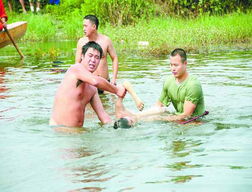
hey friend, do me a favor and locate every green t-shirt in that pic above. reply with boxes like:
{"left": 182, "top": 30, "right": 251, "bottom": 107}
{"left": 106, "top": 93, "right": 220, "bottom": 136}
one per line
{"left": 159, "top": 75, "right": 205, "bottom": 117}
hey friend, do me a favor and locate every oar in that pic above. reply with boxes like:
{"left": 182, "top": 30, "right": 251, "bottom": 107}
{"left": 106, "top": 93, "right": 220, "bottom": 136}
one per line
{"left": 0, "top": 20, "right": 24, "bottom": 58}
{"left": 179, "top": 111, "right": 209, "bottom": 124}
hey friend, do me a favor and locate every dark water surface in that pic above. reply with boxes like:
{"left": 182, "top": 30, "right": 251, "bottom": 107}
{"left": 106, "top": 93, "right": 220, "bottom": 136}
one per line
{"left": 0, "top": 42, "right": 252, "bottom": 192}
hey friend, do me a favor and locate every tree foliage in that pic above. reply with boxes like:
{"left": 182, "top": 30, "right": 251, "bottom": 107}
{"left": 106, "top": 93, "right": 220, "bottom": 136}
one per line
{"left": 159, "top": 0, "right": 252, "bottom": 17}
{"left": 45, "top": 0, "right": 252, "bottom": 25}
{"left": 80, "top": 0, "right": 156, "bottom": 25}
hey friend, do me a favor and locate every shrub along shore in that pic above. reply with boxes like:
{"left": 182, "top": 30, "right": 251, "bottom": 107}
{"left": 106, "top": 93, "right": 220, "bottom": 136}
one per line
{"left": 7, "top": 11, "right": 252, "bottom": 56}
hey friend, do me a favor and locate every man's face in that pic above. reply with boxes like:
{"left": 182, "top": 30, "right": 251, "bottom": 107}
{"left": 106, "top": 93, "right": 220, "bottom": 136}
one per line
{"left": 83, "top": 19, "right": 96, "bottom": 37}
{"left": 82, "top": 48, "right": 101, "bottom": 72}
{"left": 170, "top": 54, "right": 187, "bottom": 79}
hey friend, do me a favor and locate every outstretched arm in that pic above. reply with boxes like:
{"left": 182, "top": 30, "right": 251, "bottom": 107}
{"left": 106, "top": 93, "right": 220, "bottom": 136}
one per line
{"left": 72, "top": 64, "right": 126, "bottom": 97}
{"left": 117, "top": 81, "right": 169, "bottom": 121}
{"left": 135, "top": 106, "right": 169, "bottom": 120}
{"left": 123, "top": 81, "right": 144, "bottom": 111}
{"left": 75, "top": 39, "right": 84, "bottom": 63}
{"left": 107, "top": 39, "right": 118, "bottom": 85}
{"left": 90, "top": 91, "right": 112, "bottom": 124}
{"left": 114, "top": 84, "right": 137, "bottom": 119}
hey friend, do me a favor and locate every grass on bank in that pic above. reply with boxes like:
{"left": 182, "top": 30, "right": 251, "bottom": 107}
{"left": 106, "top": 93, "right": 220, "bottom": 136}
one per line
{"left": 7, "top": 11, "right": 252, "bottom": 55}
{"left": 105, "top": 12, "right": 252, "bottom": 55}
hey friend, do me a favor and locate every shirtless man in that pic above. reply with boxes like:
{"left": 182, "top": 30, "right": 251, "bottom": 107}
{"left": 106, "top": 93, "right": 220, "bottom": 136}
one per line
{"left": 75, "top": 15, "right": 118, "bottom": 91}
{"left": 50, "top": 41, "right": 125, "bottom": 131}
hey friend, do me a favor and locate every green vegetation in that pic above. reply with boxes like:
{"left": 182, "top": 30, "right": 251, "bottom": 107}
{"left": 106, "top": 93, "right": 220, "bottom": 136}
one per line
{"left": 44, "top": 0, "right": 252, "bottom": 24}
{"left": 167, "top": 161, "right": 202, "bottom": 170}
{"left": 5, "top": 0, "right": 252, "bottom": 55}
{"left": 106, "top": 13, "right": 252, "bottom": 55}
{"left": 229, "top": 166, "right": 246, "bottom": 169}
{"left": 171, "top": 175, "right": 202, "bottom": 183}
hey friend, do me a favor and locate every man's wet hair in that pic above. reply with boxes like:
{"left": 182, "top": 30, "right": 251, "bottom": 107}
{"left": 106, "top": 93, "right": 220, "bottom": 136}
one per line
{"left": 113, "top": 118, "right": 132, "bottom": 129}
{"left": 84, "top": 15, "right": 99, "bottom": 30}
{"left": 171, "top": 48, "right": 187, "bottom": 63}
{"left": 82, "top": 41, "right": 103, "bottom": 58}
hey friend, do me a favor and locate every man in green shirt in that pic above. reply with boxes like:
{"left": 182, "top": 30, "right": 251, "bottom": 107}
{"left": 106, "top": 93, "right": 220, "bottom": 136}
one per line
{"left": 156, "top": 48, "right": 205, "bottom": 122}
{"left": 113, "top": 49, "right": 206, "bottom": 129}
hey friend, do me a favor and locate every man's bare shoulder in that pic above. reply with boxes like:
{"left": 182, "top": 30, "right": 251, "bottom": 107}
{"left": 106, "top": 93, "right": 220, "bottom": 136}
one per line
{"left": 67, "top": 63, "right": 87, "bottom": 75}
{"left": 70, "top": 63, "right": 88, "bottom": 71}
{"left": 66, "top": 64, "right": 94, "bottom": 86}
{"left": 77, "top": 37, "right": 89, "bottom": 45}
{"left": 98, "top": 33, "right": 111, "bottom": 42}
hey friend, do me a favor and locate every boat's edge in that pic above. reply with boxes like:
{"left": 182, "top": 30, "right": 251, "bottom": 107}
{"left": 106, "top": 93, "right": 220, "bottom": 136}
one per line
{"left": 0, "top": 21, "right": 27, "bottom": 48}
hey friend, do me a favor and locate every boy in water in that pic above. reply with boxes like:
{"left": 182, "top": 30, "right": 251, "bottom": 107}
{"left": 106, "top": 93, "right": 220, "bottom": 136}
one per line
{"left": 114, "top": 80, "right": 208, "bottom": 129}
{"left": 113, "top": 81, "right": 169, "bottom": 129}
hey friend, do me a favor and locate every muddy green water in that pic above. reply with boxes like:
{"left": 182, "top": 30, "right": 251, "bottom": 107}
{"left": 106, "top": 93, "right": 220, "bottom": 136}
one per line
{"left": 0, "top": 42, "right": 252, "bottom": 192}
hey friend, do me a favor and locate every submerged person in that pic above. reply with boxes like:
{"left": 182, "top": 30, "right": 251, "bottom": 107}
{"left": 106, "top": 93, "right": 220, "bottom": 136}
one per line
{"left": 75, "top": 15, "right": 119, "bottom": 92}
{"left": 155, "top": 48, "right": 205, "bottom": 121}
{"left": 50, "top": 41, "right": 126, "bottom": 132}
{"left": 0, "top": 0, "right": 8, "bottom": 31}
{"left": 113, "top": 81, "right": 171, "bottom": 129}
{"left": 114, "top": 80, "right": 207, "bottom": 129}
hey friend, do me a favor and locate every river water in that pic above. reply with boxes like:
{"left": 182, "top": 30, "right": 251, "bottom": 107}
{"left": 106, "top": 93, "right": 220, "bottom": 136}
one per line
{"left": 0, "top": 42, "right": 252, "bottom": 192}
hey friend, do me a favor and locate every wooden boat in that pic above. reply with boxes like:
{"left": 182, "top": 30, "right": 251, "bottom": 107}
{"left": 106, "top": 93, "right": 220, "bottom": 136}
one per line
{"left": 0, "top": 21, "right": 27, "bottom": 48}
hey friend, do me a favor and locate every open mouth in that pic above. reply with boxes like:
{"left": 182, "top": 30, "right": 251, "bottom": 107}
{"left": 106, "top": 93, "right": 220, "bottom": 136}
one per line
{"left": 89, "top": 64, "right": 95, "bottom": 70}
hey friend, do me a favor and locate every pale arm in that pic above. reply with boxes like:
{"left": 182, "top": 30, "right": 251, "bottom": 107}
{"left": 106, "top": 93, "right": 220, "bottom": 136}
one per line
{"left": 155, "top": 101, "right": 164, "bottom": 108}
{"left": 135, "top": 106, "right": 169, "bottom": 120}
{"left": 75, "top": 39, "right": 83, "bottom": 63}
{"left": 90, "top": 92, "right": 112, "bottom": 124}
{"left": 123, "top": 81, "right": 144, "bottom": 111}
{"left": 107, "top": 39, "right": 118, "bottom": 85}
{"left": 72, "top": 65, "right": 126, "bottom": 97}
{"left": 133, "top": 100, "right": 168, "bottom": 119}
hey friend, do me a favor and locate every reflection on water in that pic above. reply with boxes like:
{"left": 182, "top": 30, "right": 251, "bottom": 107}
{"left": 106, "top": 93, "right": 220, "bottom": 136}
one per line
{"left": 0, "top": 42, "right": 252, "bottom": 192}
{"left": 0, "top": 70, "right": 9, "bottom": 99}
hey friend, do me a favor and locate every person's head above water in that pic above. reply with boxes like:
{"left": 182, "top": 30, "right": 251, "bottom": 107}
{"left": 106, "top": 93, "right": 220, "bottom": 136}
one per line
{"left": 83, "top": 14, "right": 99, "bottom": 30}
{"left": 82, "top": 41, "right": 103, "bottom": 58}
{"left": 170, "top": 48, "right": 187, "bottom": 63}
{"left": 113, "top": 117, "right": 134, "bottom": 129}
{"left": 80, "top": 41, "right": 103, "bottom": 73}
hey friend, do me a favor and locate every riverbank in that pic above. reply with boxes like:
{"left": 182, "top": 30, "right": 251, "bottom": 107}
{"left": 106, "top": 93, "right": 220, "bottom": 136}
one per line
{"left": 6, "top": 11, "right": 252, "bottom": 56}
